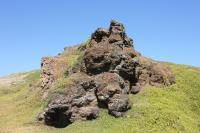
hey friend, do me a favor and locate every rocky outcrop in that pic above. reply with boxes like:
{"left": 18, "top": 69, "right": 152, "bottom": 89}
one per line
{"left": 41, "top": 74, "right": 99, "bottom": 127}
{"left": 82, "top": 20, "right": 175, "bottom": 93}
{"left": 39, "top": 72, "right": 131, "bottom": 127}
{"left": 94, "top": 72, "right": 130, "bottom": 117}
{"left": 38, "top": 20, "right": 175, "bottom": 127}
{"left": 137, "top": 57, "right": 175, "bottom": 87}
{"left": 40, "top": 57, "right": 67, "bottom": 90}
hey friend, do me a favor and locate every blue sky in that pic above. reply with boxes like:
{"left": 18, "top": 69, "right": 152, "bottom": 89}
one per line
{"left": 0, "top": 0, "right": 200, "bottom": 76}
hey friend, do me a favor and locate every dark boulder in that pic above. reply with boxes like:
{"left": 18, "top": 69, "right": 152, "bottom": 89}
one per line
{"left": 108, "top": 94, "right": 131, "bottom": 117}
{"left": 93, "top": 72, "right": 131, "bottom": 117}
{"left": 40, "top": 74, "right": 99, "bottom": 127}
{"left": 83, "top": 20, "right": 135, "bottom": 75}
{"left": 130, "top": 83, "right": 141, "bottom": 94}
{"left": 90, "top": 28, "right": 109, "bottom": 44}
{"left": 84, "top": 43, "right": 123, "bottom": 75}
{"left": 94, "top": 72, "right": 129, "bottom": 106}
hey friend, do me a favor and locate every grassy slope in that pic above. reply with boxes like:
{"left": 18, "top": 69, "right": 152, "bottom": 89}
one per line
{"left": 0, "top": 63, "right": 200, "bottom": 133}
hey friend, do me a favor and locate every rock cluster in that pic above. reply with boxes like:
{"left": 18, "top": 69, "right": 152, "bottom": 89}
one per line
{"left": 38, "top": 20, "right": 175, "bottom": 127}
{"left": 40, "top": 74, "right": 99, "bottom": 127}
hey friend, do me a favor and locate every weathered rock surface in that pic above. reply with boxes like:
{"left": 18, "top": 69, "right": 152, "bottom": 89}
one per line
{"left": 40, "top": 57, "right": 67, "bottom": 89}
{"left": 94, "top": 72, "right": 129, "bottom": 105}
{"left": 40, "top": 73, "right": 99, "bottom": 127}
{"left": 137, "top": 57, "right": 175, "bottom": 87}
{"left": 94, "top": 72, "right": 130, "bottom": 117}
{"left": 108, "top": 94, "right": 131, "bottom": 117}
{"left": 38, "top": 20, "right": 175, "bottom": 127}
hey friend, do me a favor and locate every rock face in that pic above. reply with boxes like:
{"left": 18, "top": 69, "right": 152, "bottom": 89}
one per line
{"left": 40, "top": 57, "right": 67, "bottom": 89}
{"left": 42, "top": 74, "right": 99, "bottom": 127}
{"left": 38, "top": 20, "right": 175, "bottom": 127}
{"left": 94, "top": 72, "right": 130, "bottom": 117}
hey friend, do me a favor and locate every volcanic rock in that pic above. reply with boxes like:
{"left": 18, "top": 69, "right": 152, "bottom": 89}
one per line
{"left": 94, "top": 72, "right": 129, "bottom": 107}
{"left": 42, "top": 73, "right": 99, "bottom": 127}
{"left": 108, "top": 94, "right": 131, "bottom": 117}
{"left": 40, "top": 57, "right": 67, "bottom": 90}
{"left": 38, "top": 20, "right": 175, "bottom": 128}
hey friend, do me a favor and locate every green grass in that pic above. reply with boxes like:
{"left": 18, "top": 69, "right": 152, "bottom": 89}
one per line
{"left": 48, "top": 73, "right": 83, "bottom": 95}
{"left": 58, "top": 45, "right": 85, "bottom": 78}
{"left": 0, "top": 70, "right": 48, "bottom": 132}
{"left": 0, "top": 63, "right": 200, "bottom": 133}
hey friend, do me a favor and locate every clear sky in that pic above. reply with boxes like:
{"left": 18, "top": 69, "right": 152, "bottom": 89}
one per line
{"left": 0, "top": 0, "right": 200, "bottom": 76}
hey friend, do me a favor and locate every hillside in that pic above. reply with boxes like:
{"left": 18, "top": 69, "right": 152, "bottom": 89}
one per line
{"left": 0, "top": 20, "right": 200, "bottom": 133}
{"left": 0, "top": 63, "right": 200, "bottom": 133}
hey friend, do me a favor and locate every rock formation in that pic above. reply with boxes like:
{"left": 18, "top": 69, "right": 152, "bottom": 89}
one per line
{"left": 38, "top": 20, "right": 175, "bottom": 127}
{"left": 40, "top": 57, "right": 67, "bottom": 90}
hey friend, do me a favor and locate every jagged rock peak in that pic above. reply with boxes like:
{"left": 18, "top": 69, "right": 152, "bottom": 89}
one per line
{"left": 89, "top": 20, "right": 133, "bottom": 48}
{"left": 109, "top": 19, "right": 125, "bottom": 33}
